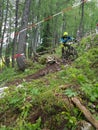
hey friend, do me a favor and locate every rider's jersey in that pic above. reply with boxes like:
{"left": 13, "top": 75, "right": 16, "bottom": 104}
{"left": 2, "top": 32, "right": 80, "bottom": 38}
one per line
{"left": 60, "top": 36, "right": 73, "bottom": 44}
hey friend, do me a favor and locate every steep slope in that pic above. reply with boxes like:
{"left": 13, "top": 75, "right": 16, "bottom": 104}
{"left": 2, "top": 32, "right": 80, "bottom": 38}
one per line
{"left": 0, "top": 34, "right": 98, "bottom": 130}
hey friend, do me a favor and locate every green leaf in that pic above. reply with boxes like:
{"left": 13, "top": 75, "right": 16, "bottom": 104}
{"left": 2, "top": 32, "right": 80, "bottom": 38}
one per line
{"left": 64, "top": 88, "right": 77, "bottom": 97}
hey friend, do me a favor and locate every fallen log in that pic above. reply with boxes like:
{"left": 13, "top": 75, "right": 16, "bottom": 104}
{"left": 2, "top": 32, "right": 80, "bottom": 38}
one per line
{"left": 37, "top": 48, "right": 55, "bottom": 55}
{"left": 71, "top": 97, "right": 98, "bottom": 129}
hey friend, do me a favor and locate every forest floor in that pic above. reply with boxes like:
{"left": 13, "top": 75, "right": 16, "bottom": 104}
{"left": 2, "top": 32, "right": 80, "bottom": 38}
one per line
{"left": 1, "top": 58, "right": 98, "bottom": 130}
{"left": 1, "top": 33, "right": 98, "bottom": 129}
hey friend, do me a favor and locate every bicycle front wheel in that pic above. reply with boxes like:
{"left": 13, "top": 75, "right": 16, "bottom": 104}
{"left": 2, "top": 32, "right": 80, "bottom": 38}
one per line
{"left": 68, "top": 46, "right": 78, "bottom": 61}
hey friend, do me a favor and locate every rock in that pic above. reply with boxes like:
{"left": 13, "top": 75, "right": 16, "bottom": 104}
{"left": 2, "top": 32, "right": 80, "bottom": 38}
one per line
{"left": 76, "top": 120, "right": 95, "bottom": 130}
{"left": 0, "top": 86, "right": 8, "bottom": 98}
{"left": 46, "top": 56, "right": 56, "bottom": 64}
{"left": 17, "top": 84, "right": 24, "bottom": 88}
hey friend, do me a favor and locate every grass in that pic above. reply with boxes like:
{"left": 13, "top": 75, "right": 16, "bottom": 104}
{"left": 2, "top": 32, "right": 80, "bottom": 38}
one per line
{"left": 0, "top": 34, "right": 98, "bottom": 130}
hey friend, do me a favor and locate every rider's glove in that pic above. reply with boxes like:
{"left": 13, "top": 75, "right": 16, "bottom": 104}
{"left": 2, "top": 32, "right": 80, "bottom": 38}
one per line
{"left": 60, "top": 43, "right": 64, "bottom": 48}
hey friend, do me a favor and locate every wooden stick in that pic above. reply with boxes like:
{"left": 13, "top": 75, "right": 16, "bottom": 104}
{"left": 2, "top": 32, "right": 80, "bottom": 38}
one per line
{"left": 71, "top": 97, "right": 98, "bottom": 129}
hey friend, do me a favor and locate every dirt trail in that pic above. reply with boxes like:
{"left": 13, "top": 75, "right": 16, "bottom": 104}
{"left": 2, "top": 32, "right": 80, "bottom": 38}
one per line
{"left": 6, "top": 62, "right": 63, "bottom": 87}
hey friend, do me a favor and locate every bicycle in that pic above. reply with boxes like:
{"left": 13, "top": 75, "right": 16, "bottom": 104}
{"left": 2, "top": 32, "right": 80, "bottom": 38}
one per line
{"left": 61, "top": 40, "right": 78, "bottom": 61}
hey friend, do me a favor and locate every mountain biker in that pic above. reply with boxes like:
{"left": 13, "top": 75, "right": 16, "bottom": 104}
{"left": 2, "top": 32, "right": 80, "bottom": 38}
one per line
{"left": 60, "top": 32, "right": 75, "bottom": 56}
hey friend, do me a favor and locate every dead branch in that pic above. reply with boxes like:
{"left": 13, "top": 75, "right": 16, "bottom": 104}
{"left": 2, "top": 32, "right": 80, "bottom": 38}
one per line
{"left": 71, "top": 97, "right": 98, "bottom": 129}
{"left": 37, "top": 48, "right": 55, "bottom": 55}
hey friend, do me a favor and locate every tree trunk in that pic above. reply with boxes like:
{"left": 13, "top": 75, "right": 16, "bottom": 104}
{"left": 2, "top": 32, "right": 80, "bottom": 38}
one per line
{"left": 16, "top": 0, "right": 31, "bottom": 71}
{"left": 0, "top": 0, "right": 8, "bottom": 58}
{"left": 5, "top": 43, "right": 10, "bottom": 67}
{"left": 0, "top": 0, "right": 3, "bottom": 60}
{"left": 12, "top": 0, "right": 19, "bottom": 67}
{"left": 79, "top": 0, "right": 84, "bottom": 38}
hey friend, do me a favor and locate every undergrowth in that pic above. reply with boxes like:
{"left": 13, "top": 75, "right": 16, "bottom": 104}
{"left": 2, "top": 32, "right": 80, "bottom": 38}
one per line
{"left": 0, "top": 34, "right": 98, "bottom": 130}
